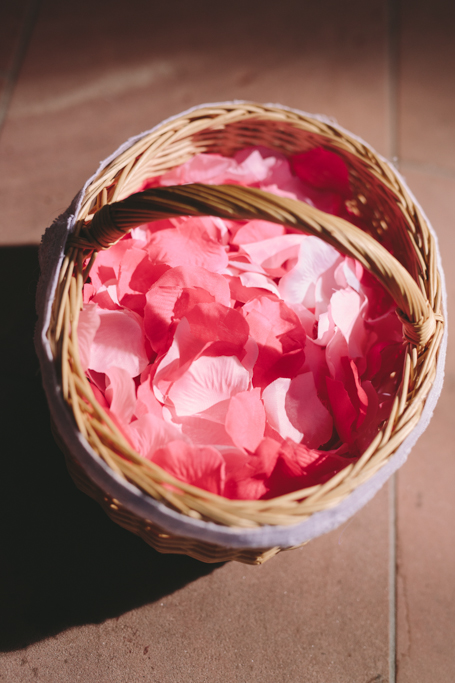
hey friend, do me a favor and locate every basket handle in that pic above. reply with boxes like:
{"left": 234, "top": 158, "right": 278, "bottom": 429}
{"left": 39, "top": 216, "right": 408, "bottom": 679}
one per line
{"left": 73, "top": 183, "right": 436, "bottom": 347}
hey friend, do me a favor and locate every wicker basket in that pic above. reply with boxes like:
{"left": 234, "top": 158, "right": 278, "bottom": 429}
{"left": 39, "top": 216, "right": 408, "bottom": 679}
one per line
{"left": 36, "top": 102, "right": 446, "bottom": 565}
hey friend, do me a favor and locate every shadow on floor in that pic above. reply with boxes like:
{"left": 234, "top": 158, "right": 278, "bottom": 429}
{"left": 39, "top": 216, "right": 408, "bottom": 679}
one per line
{"left": 0, "top": 247, "right": 221, "bottom": 652}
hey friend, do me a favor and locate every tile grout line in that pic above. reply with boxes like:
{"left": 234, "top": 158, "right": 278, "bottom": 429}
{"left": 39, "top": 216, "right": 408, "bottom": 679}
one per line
{"left": 389, "top": 474, "right": 397, "bottom": 683}
{"left": 0, "top": 0, "right": 41, "bottom": 138}
{"left": 387, "top": 0, "right": 400, "bottom": 168}
{"left": 387, "top": 0, "right": 400, "bottom": 681}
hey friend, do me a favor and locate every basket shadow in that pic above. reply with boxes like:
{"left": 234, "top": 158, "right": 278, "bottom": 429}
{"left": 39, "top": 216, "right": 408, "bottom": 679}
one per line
{"left": 0, "top": 247, "right": 222, "bottom": 652}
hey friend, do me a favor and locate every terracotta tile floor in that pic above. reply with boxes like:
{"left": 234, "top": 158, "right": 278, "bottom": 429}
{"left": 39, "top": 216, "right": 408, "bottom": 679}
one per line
{"left": 0, "top": 1, "right": 453, "bottom": 681}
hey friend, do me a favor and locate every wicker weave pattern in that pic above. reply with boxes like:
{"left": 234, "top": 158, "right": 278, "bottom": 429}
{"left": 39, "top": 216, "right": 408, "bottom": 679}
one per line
{"left": 46, "top": 103, "right": 444, "bottom": 561}
{"left": 52, "top": 417, "right": 282, "bottom": 565}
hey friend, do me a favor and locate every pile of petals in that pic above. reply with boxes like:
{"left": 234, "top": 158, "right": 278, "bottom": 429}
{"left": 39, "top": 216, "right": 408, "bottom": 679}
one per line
{"left": 79, "top": 146, "right": 405, "bottom": 500}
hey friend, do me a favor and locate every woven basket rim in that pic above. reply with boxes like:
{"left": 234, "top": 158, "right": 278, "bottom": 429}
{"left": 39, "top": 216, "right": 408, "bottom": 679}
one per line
{"left": 35, "top": 101, "right": 448, "bottom": 550}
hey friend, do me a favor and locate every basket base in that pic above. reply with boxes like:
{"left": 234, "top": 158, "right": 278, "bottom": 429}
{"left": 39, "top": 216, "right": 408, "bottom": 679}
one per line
{"left": 51, "top": 419, "right": 302, "bottom": 564}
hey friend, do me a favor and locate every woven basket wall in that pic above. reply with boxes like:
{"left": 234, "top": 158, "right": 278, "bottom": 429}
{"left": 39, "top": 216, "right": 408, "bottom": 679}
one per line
{"left": 37, "top": 102, "right": 446, "bottom": 564}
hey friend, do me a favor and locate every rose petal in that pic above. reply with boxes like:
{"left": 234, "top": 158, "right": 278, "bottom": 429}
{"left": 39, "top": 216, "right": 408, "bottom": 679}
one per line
{"left": 152, "top": 440, "right": 226, "bottom": 495}
{"left": 184, "top": 302, "right": 250, "bottom": 352}
{"left": 171, "top": 215, "right": 230, "bottom": 243}
{"left": 89, "top": 239, "right": 132, "bottom": 290}
{"left": 158, "top": 154, "right": 238, "bottom": 185}
{"left": 242, "top": 297, "right": 306, "bottom": 387}
{"left": 355, "top": 379, "right": 381, "bottom": 451}
{"left": 126, "top": 413, "right": 186, "bottom": 459}
{"left": 167, "top": 354, "right": 250, "bottom": 416}
{"left": 136, "top": 370, "right": 165, "bottom": 419}
{"left": 82, "top": 283, "right": 96, "bottom": 304}
{"left": 240, "top": 234, "right": 305, "bottom": 271}
{"left": 266, "top": 438, "right": 356, "bottom": 497}
{"left": 144, "top": 266, "right": 230, "bottom": 353}
{"left": 175, "top": 410, "right": 233, "bottom": 447}
{"left": 228, "top": 276, "right": 276, "bottom": 305}
{"left": 346, "top": 358, "right": 369, "bottom": 429}
{"left": 262, "top": 377, "right": 303, "bottom": 443}
{"left": 239, "top": 271, "right": 280, "bottom": 297}
{"left": 105, "top": 366, "right": 137, "bottom": 424}
{"left": 222, "top": 437, "right": 282, "bottom": 500}
{"left": 231, "top": 219, "right": 286, "bottom": 245}
{"left": 92, "top": 278, "right": 121, "bottom": 311}
{"left": 225, "top": 388, "right": 266, "bottom": 452}
{"left": 78, "top": 304, "right": 101, "bottom": 371}
{"left": 325, "top": 376, "right": 357, "bottom": 443}
{"left": 118, "top": 248, "right": 169, "bottom": 314}
{"left": 285, "top": 372, "right": 333, "bottom": 449}
{"left": 87, "top": 309, "right": 149, "bottom": 377}
{"left": 147, "top": 222, "right": 228, "bottom": 272}
{"left": 315, "top": 310, "right": 335, "bottom": 346}
{"left": 330, "top": 288, "right": 362, "bottom": 342}
{"left": 290, "top": 148, "right": 351, "bottom": 196}
{"left": 334, "top": 258, "right": 363, "bottom": 293}
{"left": 279, "top": 236, "right": 341, "bottom": 309}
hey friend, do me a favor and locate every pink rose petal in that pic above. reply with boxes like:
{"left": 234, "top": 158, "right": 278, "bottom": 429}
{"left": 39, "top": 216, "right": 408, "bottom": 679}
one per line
{"left": 167, "top": 354, "right": 250, "bottom": 416}
{"left": 144, "top": 266, "right": 230, "bottom": 353}
{"left": 158, "top": 154, "right": 237, "bottom": 185}
{"left": 315, "top": 310, "right": 335, "bottom": 346}
{"left": 171, "top": 215, "right": 229, "bottom": 243}
{"left": 118, "top": 248, "right": 169, "bottom": 314}
{"left": 240, "top": 234, "right": 305, "bottom": 271}
{"left": 90, "top": 381, "right": 109, "bottom": 409}
{"left": 222, "top": 437, "right": 282, "bottom": 500}
{"left": 225, "top": 388, "right": 266, "bottom": 452}
{"left": 152, "top": 440, "right": 226, "bottom": 495}
{"left": 136, "top": 370, "right": 165, "bottom": 419}
{"left": 175, "top": 410, "right": 233, "bottom": 448}
{"left": 330, "top": 289, "right": 362, "bottom": 342}
{"left": 105, "top": 366, "right": 137, "bottom": 424}
{"left": 82, "top": 283, "right": 96, "bottom": 304}
{"left": 89, "top": 239, "right": 132, "bottom": 290}
{"left": 279, "top": 236, "right": 341, "bottom": 308}
{"left": 262, "top": 377, "right": 303, "bottom": 443}
{"left": 78, "top": 304, "right": 101, "bottom": 371}
{"left": 238, "top": 271, "right": 280, "bottom": 297}
{"left": 147, "top": 222, "right": 228, "bottom": 272}
{"left": 325, "top": 328, "right": 349, "bottom": 381}
{"left": 232, "top": 149, "right": 276, "bottom": 183}
{"left": 231, "top": 220, "right": 286, "bottom": 245}
{"left": 126, "top": 414, "right": 186, "bottom": 459}
{"left": 242, "top": 297, "right": 306, "bottom": 387}
{"left": 92, "top": 283, "right": 121, "bottom": 311}
{"left": 87, "top": 309, "right": 149, "bottom": 377}
{"left": 184, "top": 302, "right": 250, "bottom": 352}
{"left": 285, "top": 372, "right": 333, "bottom": 449}
{"left": 228, "top": 276, "right": 276, "bottom": 305}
